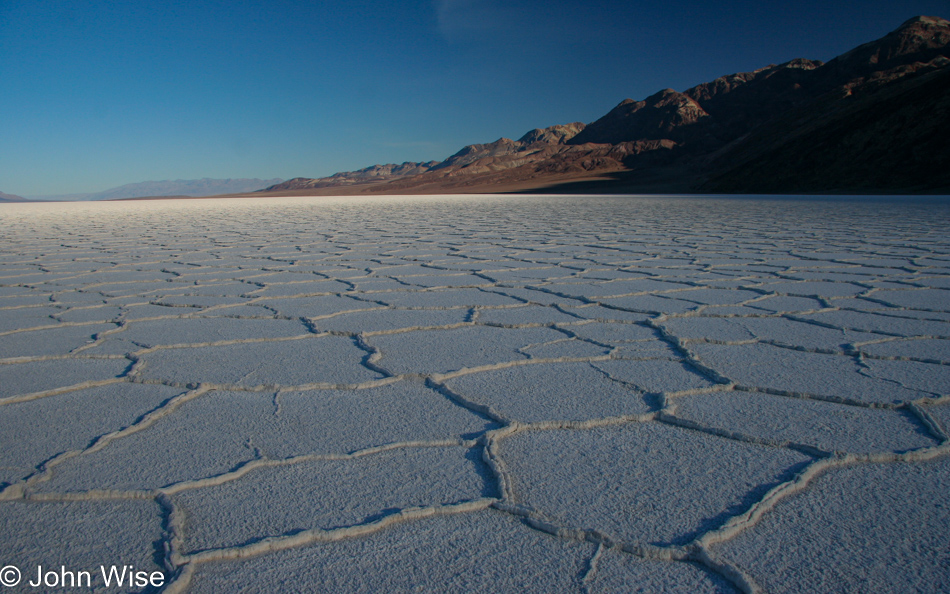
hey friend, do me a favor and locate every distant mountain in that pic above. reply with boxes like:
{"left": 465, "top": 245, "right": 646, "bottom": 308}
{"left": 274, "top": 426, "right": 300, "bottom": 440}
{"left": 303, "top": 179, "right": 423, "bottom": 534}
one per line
{"left": 264, "top": 15, "right": 950, "bottom": 195}
{"left": 0, "top": 191, "right": 28, "bottom": 202}
{"left": 29, "top": 178, "right": 283, "bottom": 201}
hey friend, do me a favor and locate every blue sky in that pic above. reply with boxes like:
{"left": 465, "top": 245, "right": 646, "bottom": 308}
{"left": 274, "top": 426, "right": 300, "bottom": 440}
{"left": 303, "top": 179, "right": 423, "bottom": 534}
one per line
{"left": 1, "top": 0, "right": 947, "bottom": 196}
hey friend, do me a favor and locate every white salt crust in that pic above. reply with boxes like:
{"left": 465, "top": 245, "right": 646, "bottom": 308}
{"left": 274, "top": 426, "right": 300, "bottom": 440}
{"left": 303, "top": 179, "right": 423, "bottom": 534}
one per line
{"left": 1, "top": 194, "right": 948, "bottom": 593}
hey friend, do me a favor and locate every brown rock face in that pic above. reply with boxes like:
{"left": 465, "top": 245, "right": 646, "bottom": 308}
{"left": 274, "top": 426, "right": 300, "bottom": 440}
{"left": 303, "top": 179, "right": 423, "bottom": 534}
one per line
{"left": 517, "top": 122, "right": 586, "bottom": 145}
{"left": 568, "top": 90, "right": 709, "bottom": 145}
{"left": 263, "top": 162, "right": 439, "bottom": 191}
{"left": 816, "top": 16, "right": 950, "bottom": 85}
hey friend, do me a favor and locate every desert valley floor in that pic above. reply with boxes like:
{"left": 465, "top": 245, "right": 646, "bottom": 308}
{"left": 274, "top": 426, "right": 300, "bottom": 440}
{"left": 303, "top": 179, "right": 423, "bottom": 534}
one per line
{"left": 0, "top": 194, "right": 948, "bottom": 593}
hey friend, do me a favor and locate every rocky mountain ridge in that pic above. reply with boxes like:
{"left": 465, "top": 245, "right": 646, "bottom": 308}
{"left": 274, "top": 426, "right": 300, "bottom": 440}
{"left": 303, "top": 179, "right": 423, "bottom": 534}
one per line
{"left": 265, "top": 15, "right": 950, "bottom": 195}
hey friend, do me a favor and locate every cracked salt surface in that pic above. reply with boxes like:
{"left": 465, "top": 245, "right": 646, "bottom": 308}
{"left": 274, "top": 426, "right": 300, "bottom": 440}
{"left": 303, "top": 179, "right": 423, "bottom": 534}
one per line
{"left": 1, "top": 194, "right": 948, "bottom": 593}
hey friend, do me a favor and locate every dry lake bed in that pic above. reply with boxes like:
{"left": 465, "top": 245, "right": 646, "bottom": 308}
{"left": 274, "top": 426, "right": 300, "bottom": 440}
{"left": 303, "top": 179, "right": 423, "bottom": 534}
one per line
{"left": 0, "top": 194, "right": 948, "bottom": 593}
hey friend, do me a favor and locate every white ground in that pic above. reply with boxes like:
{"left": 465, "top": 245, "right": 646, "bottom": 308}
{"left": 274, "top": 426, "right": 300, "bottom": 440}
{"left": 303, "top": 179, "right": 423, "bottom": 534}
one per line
{"left": 0, "top": 194, "right": 948, "bottom": 593}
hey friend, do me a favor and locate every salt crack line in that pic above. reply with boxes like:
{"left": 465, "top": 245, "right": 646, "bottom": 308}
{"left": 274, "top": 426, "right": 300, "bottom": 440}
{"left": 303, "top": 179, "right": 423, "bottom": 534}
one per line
{"left": 0, "top": 385, "right": 212, "bottom": 497}
{"left": 162, "top": 439, "right": 476, "bottom": 495}
{"left": 679, "top": 337, "right": 950, "bottom": 368}
{"left": 0, "top": 302, "right": 58, "bottom": 311}
{"left": 131, "top": 375, "right": 407, "bottom": 394}
{"left": 161, "top": 499, "right": 497, "bottom": 593}
{"left": 730, "top": 384, "right": 908, "bottom": 409}
{"left": 0, "top": 319, "right": 121, "bottom": 337}
{"left": 480, "top": 427, "right": 520, "bottom": 502}
{"left": 128, "top": 333, "right": 325, "bottom": 353}
{"left": 904, "top": 402, "right": 949, "bottom": 442}
{"left": 491, "top": 501, "right": 762, "bottom": 594}
{"left": 515, "top": 413, "right": 659, "bottom": 432}
{"left": 687, "top": 545, "right": 763, "bottom": 594}
{"left": 0, "top": 353, "right": 129, "bottom": 365}
{"left": 16, "top": 439, "right": 477, "bottom": 502}
{"left": 426, "top": 379, "right": 508, "bottom": 425}
{"left": 656, "top": 412, "right": 831, "bottom": 458}
{"left": 696, "top": 443, "right": 950, "bottom": 551}
{"left": 0, "top": 377, "right": 128, "bottom": 407}
{"left": 430, "top": 354, "right": 616, "bottom": 383}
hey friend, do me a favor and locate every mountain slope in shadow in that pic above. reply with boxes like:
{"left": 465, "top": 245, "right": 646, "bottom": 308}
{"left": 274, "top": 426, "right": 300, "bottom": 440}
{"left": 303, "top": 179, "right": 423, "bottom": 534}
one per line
{"left": 262, "top": 16, "right": 950, "bottom": 196}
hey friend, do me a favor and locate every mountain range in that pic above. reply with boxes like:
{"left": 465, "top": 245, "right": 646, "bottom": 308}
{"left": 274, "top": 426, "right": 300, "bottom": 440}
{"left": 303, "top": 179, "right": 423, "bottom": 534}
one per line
{"left": 262, "top": 15, "right": 950, "bottom": 196}
{"left": 22, "top": 178, "right": 283, "bottom": 201}
{"left": 4, "top": 16, "right": 946, "bottom": 202}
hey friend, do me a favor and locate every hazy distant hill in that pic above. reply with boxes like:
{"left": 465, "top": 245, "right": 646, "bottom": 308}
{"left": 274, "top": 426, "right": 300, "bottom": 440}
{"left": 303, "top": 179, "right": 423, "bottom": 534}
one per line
{"left": 0, "top": 191, "right": 28, "bottom": 202}
{"left": 29, "top": 178, "right": 283, "bottom": 201}
{"left": 264, "top": 15, "right": 950, "bottom": 195}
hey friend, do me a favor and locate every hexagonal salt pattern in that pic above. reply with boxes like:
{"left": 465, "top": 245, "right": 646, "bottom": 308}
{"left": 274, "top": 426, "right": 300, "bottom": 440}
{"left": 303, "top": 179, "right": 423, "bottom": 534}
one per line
{"left": 1, "top": 194, "right": 948, "bottom": 593}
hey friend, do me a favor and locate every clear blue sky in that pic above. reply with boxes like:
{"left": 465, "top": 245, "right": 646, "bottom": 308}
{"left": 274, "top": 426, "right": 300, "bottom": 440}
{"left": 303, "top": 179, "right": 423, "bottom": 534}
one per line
{"left": 1, "top": 0, "right": 947, "bottom": 195}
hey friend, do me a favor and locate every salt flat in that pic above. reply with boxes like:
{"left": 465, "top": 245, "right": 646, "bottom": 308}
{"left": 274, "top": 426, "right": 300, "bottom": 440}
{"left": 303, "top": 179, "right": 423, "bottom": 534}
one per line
{"left": 0, "top": 194, "right": 948, "bottom": 593}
